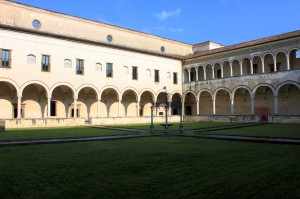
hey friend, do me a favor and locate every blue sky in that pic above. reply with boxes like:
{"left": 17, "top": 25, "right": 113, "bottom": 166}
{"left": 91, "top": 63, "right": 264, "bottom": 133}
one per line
{"left": 13, "top": 0, "right": 300, "bottom": 46}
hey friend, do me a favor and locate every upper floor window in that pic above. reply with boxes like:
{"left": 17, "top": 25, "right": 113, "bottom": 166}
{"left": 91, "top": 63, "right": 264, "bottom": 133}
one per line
{"left": 1, "top": 49, "right": 11, "bottom": 68}
{"left": 132, "top": 66, "right": 138, "bottom": 80}
{"left": 123, "top": 66, "right": 128, "bottom": 74}
{"left": 27, "top": 54, "right": 36, "bottom": 65}
{"left": 154, "top": 70, "right": 159, "bottom": 82}
{"left": 173, "top": 72, "right": 178, "bottom": 84}
{"left": 64, "top": 59, "right": 72, "bottom": 68}
{"left": 41, "top": 55, "right": 50, "bottom": 71}
{"left": 76, "top": 59, "right": 84, "bottom": 74}
{"left": 166, "top": 72, "right": 171, "bottom": 79}
{"left": 32, "top": 20, "right": 41, "bottom": 29}
{"left": 253, "top": 64, "right": 258, "bottom": 74}
{"left": 217, "top": 69, "right": 222, "bottom": 79}
{"left": 95, "top": 63, "right": 102, "bottom": 71}
{"left": 106, "top": 63, "right": 113, "bottom": 77}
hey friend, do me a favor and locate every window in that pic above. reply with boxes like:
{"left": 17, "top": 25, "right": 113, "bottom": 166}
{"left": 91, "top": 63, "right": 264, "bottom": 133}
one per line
{"left": 27, "top": 54, "right": 36, "bottom": 65}
{"left": 296, "top": 50, "right": 300, "bottom": 59}
{"left": 253, "top": 64, "right": 258, "bottom": 74}
{"left": 32, "top": 20, "right": 41, "bottom": 29}
{"left": 76, "top": 59, "right": 84, "bottom": 74}
{"left": 1, "top": 49, "right": 10, "bottom": 67}
{"left": 132, "top": 66, "right": 138, "bottom": 80}
{"left": 41, "top": 55, "right": 50, "bottom": 71}
{"left": 107, "top": 35, "right": 113, "bottom": 42}
{"left": 173, "top": 72, "right": 178, "bottom": 84}
{"left": 64, "top": 59, "right": 72, "bottom": 68}
{"left": 106, "top": 63, "right": 113, "bottom": 77}
{"left": 95, "top": 63, "right": 102, "bottom": 71}
{"left": 123, "top": 66, "right": 128, "bottom": 74}
{"left": 217, "top": 69, "right": 221, "bottom": 78}
{"left": 166, "top": 72, "right": 171, "bottom": 79}
{"left": 154, "top": 70, "right": 159, "bottom": 82}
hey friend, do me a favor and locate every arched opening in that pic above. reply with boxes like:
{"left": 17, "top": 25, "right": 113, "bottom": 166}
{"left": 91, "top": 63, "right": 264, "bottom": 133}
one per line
{"left": 184, "top": 92, "right": 196, "bottom": 116}
{"left": 156, "top": 92, "right": 169, "bottom": 116}
{"left": 276, "top": 52, "right": 288, "bottom": 71}
{"left": 100, "top": 88, "right": 119, "bottom": 117}
{"left": 199, "top": 91, "right": 213, "bottom": 115}
{"left": 215, "top": 89, "right": 231, "bottom": 115}
{"left": 252, "top": 55, "right": 263, "bottom": 74}
{"left": 121, "top": 90, "right": 138, "bottom": 117}
{"left": 198, "top": 66, "right": 205, "bottom": 81}
{"left": 22, "top": 84, "right": 48, "bottom": 118}
{"left": 289, "top": 49, "right": 300, "bottom": 70}
{"left": 77, "top": 87, "right": 98, "bottom": 121}
{"left": 214, "top": 63, "right": 222, "bottom": 79}
{"left": 206, "top": 64, "right": 213, "bottom": 80}
{"left": 171, "top": 93, "right": 182, "bottom": 115}
{"left": 183, "top": 69, "right": 189, "bottom": 83}
{"left": 222, "top": 61, "right": 230, "bottom": 78}
{"left": 51, "top": 85, "right": 75, "bottom": 118}
{"left": 242, "top": 57, "right": 251, "bottom": 75}
{"left": 0, "top": 81, "right": 18, "bottom": 119}
{"left": 278, "top": 84, "right": 300, "bottom": 115}
{"left": 254, "top": 86, "right": 275, "bottom": 120}
{"left": 233, "top": 88, "right": 251, "bottom": 115}
{"left": 140, "top": 91, "right": 154, "bottom": 116}
{"left": 264, "top": 54, "right": 274, "bottom": 73}
{"left": 190, "top": 67, "right": 196, "bottom": 82}
{"left": 232, "top": 59, "right": 241, "bottom": 76}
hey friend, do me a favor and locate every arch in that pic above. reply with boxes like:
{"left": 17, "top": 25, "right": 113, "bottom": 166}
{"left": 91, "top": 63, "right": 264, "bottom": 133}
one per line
{"left": 205, "top": 63, "right": 213, "bottom": 80}
{"left": 183, "top": 68, "right": 189, "bottom": 83}
{"left": 121, "top": 87, "right": 139, "bottom": 101}
{"left": 275, "top": 50, "right": 287, "bottom": 57}
{"left": 288, "top": 48, "right": 300, "bottom": 70}
{"left": 21, "top": 80, "right": 50, "bottom": 98}
{"left": 275, "top": 51, "right": 288, "bottom": 71}
{"left": 252, "top": 55, "right": 263, "bottom": 74}
{"left": 252, "top": 83, "right": 276, "bottom": 96}
{"left": 183, "top": 90, "right": 197, "bottom": 101}
{"left": 241, "top": 57, "right": 251, "bottom": 75}
{"left": 95, "top": 62, "right": 102, "bottom": 71}
{"left": 0, "top": 80, "right": 19, "bottom": 119}
{"left": 0, "top": 78, "right": 20, "bottom": 95}
{"left": 231, "top": 58, "right": 241, "bottom": 76}
{"left": 27, "top": 54, "right": 36, "bottom": 65}
{"left": 213, "top": 62, "right": 222, "bottom": 79}
{"left": 232, "top": 86, "right": 252, "bottom": 115}
{"left": 277, "top": 82, "right": 300, "bottom": 115}
{"left": 197, "top": 65, "right": 205, "bottom": 81}
{"left": 184, "top": 91, "right": 197, "bottom": 116}
{"left": 232, "top": 85, "right": 252, "bottom": 99}
{"left": 197, "top": 88, "right": 213, "bottom": 100}
{"left": 222, "top": 60, "right": 231, "bottom": 78}
{"left": 214, "top": 87, "right": 231, "bottom": 115}
{"left": 276, "top": 81, "right": 300, "bottom": 95}
{"left": 99, "top": 86, "right": 120, "bottom": 100}
{"left": 76, "top": 84, "right": 100, "bottom": 100}
{"left": 155, "top": 89, "right": 171, "bottom": 102}
{"left": 288, "top": 47, "right": 300, "bottom": 55}
{"left": 189, "top": 67, "right": 197, "bottom": 82}
{"left": 171, "top": 91, "right": 183, "bottom": 102}
{"left": 64, "top": 59, "right": 72, "bottom": 68}
{"left": 214, "top": 87, "right": 232, "bottom": 100}
{"left": 139, "top": 88, "right": 155, "bottom": 102}
{"left": 50, "top": 82, "right": 76, "bottom": 98}
{"left": 263, "top": 52, "right": 275, "bottom": 59}
{"left": 198, "top": 89, "right": 213, "bottom": 115}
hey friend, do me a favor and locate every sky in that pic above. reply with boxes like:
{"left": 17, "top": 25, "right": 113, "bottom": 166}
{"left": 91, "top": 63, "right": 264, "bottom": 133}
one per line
{"left": 12, "top": 0, "right": 300, "bottom": 46}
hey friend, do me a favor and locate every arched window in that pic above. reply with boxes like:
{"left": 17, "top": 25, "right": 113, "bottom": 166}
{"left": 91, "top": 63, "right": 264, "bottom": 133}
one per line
{"left": 27, "top": 54, "right": 36, "bottom": 64}
{"left": 123, "top": 66, "right": 129, "bottom": 74}
{"left": 64, "top": 59, "right": 72, "bottom": 68}
{"left": 166, "top": 72, "right": 171, "bottom": 78}
{"left": 95, "top": 63, "right": 102, "bottom": 71}
{"left": 146, "top": 69, "right": 151, "bottom": 77}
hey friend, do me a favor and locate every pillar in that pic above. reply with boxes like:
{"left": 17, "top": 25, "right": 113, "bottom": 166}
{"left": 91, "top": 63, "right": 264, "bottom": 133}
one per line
{"left": 17, "top": 96, "right": 22, "bottom": 119}
{"left": 212, "top": 66, "right": 215, "bottom": 79}
{"left": 230, "top": 98, "right": 234, "bottom": 114}
{"left": 251, "top": 96, "right": 255, "bottom": 115}
{"left": 182, "top": 101, "right": 185, "bottom": 116}
{"left": 261, "top": 57, "right": 265, "bottom": 73}
{"left": 137, "top": 101, "right": 140, "bottom": 117}
{"left": 118, "top": 100, "right": 121, "bottom": 117}
{"left": 47, "top": 98, "right": 51, "bottom": 117}
{"left": 286, "top": 54, "right": 290, "bottom": 70}
{"left": 240, "top": 61, "right": 243, "bottom": 76}
{"left": 273, "top": 57, "right": 277, "bottom": 72}
{"left": 212, "top": 99, "right": 216, "bottom": 115}
{"left": 204, "top": 67, "right": 207, "bottom": 80}
{"left": 196, "top": 100, "right": 199, "bottom": 115}
{"left": 230, "top": 62, "right": 233, "bottom": 77}
{"left": 188, "top": 70, "right": 191, "bottom": 82}
{"left": 275, "top": 96, "right": 279, "bottom": 115}
{"left": 74, "top": 98, "right": 77, "bottom": 118}
{"left": 97, "top": 98, "right": 100, "bottom": 117}
{"left": 195, "top": 68, "right": 199, "bottom": 82}
{"left": 250, "top": 60, "right": 254, "bottom": 74}
{"left": 221, "top": 67, "right": 224, "bottom": 78}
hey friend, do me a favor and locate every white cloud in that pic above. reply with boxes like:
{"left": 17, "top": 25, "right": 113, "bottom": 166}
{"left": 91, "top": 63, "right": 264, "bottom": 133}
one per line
{"left": 153, "top": 9, "right": 181, "bottom": 21}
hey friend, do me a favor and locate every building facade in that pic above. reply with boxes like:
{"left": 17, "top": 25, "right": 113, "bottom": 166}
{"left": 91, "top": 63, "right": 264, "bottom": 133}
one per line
{"left": 0, "top": 0, "right": 299, "bottom": 128}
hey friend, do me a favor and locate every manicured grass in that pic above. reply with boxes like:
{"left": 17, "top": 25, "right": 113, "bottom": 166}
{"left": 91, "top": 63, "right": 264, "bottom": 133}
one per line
{"left": 0, "top": 137, "right": 299, "bottom": 199}
{"left": 113, "top": 121, "right": 241, "bottom": 130}
{"left": 0, "top": 127, "right": 133, "bottom": 141}
{"left": 199, "top": 123, "right": 300, "bottom": 138}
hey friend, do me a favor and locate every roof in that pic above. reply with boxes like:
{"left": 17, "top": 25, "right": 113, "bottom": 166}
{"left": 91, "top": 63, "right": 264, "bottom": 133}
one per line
{"left": 184, "top": 30, "right": 300, "bottom": 60}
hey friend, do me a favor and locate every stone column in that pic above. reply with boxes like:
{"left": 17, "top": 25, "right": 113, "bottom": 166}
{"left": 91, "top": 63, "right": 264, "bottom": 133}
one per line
{"left": 195, "top": 68, "right": 199, "bottom": 82}
{"left": 286, "top": 54, "right": 290, "bottom": 70}
{"left": 230, "top": 98, "right": 234, "bottom": 114}
{"left": 118, "top": 100, "right": 121, "bottom": 117}
{"left": 168, "top": 101, "right": 172, "bottom": 116}
{"left": 251, "top": 96, "right": 255, "bottom": 115}
{"left": 188, "top": 70, "right": 191, "bottom": 82}
{"left": 261, "top": 57, "right": 265, "bottom": 73}
{"left": 137, "top": 101, "right": 140, "bottom": 117}
{"left": 97, "top": 98, "right": 101, "bottom": 117}
{"left": 250, "top": 60, "right": 254, "bottom": 74}
{"left": 212, "top": 99, "right": 216, "bottom": 115}
{"left": 230, "top": 62, "right": 233, "bottom": 77}
{"left": 273, "top": 57, "right": 277, "bottom": 72}
{"left": 204, "top": 67, "right": 207, "bottom": 80}
{"left": 275, "top": 96, "right": 279, "bottom": 115}
{"left": 212, "top": 66, "right": 215, "bottom": 79}
{"left": 240, "top": 61, "right": 243, "bottom": 76}
{"left": 47, "top": 98, "right": 51, "bottom": 118}
{"left": 196, "top": 100, "right": 199, "bottom": 115}
{"left": 17, "top": 96, "right": 22, "bottom": 119}
{"left": 74, "top": 98, "right": 77, "bottom": 118}
{"left": 221, "top": 67, "right": 224, "bottom": 78}
{"left": 182, "top": 101, "right": 185, "bottom": 116}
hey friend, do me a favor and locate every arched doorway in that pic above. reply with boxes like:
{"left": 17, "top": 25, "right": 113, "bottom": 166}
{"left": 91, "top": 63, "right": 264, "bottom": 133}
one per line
{"left": 140, "top": 90, "right": 154, "bottom": 116}
{"left": 100, "top": 88, "right": 119, "bottom": 117}
{"left": 184, "top": 92, "right": 196, "bottom": 116}
{"left": 51, "top": 85, "right": 75, "bottom": 118}
{"left": 77, "top": 87, "right": 98, "bottom": 121}
{"left": 0, "top": 81, "right": 18, "bottom": 118}
{"left": 121, "top": 89, "right": 138, "bottom": 117}
{"left": 171, "top": 93, "right": 182, "bottom": 115}
{"left": 277, "top": 83, "right": 300, "bottom": 115}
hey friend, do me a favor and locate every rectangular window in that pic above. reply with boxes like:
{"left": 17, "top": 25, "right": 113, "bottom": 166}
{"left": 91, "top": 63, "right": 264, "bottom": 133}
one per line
{"left": 41, "top": 55, "right": 50, "bottom": 71}
{"left": 1, "top": 49, "right": 10, "bottom": 68}
{"left": 106, "top": 63, "right": 113, "bottom": 77}
{"left": 132, "top": 66, "right": 138, "bottom": 80}
{"left": 154, "top": 70, "right": 159, "bottom": 82}
{"left": 173, "top": 72, "right": 178, "bottom": 84}
{"left": 76, "top": 59, "right": 84, "bottom": 74}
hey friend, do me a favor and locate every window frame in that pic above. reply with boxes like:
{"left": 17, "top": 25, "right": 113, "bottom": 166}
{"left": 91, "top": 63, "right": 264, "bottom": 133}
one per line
{"left": 132, "top": 66, "right": 138, "bottom": 80}
{"left": 41, "top": 54, "right": 50, "bottom": 72}
{"left": 106, "top": 63, "right": 113, "bottom": 77}
{"left": 173, "top": 72, "right": 178, "bottom": 84}
{"left": 1, "top": 49, "right": 11, "bottom": 68}
{"left": 76, "top": 59, "right": 84, "bottom": 75}
{"left": 154, "top": 69, "right": 160, "bottom": 83}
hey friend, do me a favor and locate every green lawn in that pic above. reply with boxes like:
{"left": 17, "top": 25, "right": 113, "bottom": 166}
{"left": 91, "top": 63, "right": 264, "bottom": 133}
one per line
{"left": 0, "top": 137, "right": 299, "bottom": 199}
{"left": 0, "top": 127, "right": 134, "bottom": 141}
{"left": 198, "top": 123, "right": 300, "bottom": 138}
